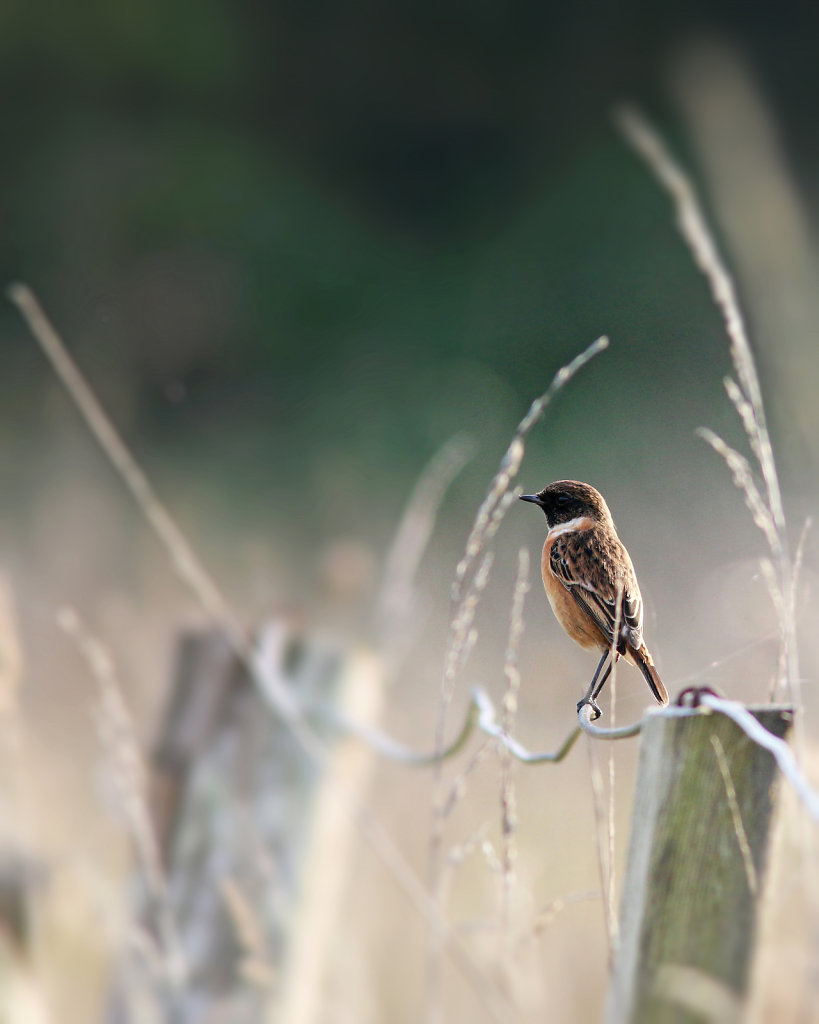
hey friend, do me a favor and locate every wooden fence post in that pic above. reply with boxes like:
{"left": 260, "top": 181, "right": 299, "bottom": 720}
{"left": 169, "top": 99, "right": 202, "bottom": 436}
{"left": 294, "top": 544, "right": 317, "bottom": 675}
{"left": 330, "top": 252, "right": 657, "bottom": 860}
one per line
{"left": 108, "top": 621, "right": 382, "bottom": 1024}
{"left": 606, "top": 704, "right": 793, "bottom": 1024}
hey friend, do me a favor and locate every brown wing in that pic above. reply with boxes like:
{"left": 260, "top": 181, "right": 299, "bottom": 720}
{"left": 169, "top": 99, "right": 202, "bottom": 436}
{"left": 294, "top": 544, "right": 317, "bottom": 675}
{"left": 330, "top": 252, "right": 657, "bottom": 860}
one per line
{"left": 549, "top": 527, "right": 644, "bottom": 652}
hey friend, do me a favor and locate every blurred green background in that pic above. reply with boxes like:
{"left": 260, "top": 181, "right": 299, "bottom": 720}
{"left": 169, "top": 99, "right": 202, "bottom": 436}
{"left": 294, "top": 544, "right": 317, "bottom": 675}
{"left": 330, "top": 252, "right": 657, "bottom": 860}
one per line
{"left": 2, "top": 0, "right": 818, "bottom": 691}
{"left": 1, "top": 2, "right": 819, "bottom": 1020}
{"left": 2, "top": 0, "right": 819, "bottom": 581}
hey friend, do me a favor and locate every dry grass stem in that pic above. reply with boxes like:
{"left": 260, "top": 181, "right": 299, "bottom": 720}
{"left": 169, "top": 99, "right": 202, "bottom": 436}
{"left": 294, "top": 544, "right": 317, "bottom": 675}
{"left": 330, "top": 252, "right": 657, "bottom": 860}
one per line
{"left": 723, "top": 376, "right": 765, "bottom": 468}
{"left": 577, "top": 585, "right": 622, "bottom": 966}
{"left": 429, "top": 338, "right": 609, "bottom": 1014}
{"left": 791, "top": 518, "right": 811, "bottom": 599}
{"left": 451, "top": 444, "right": 522, "bottom": 609}
{"left": 710, "top": 735, "right": 759, "bottom": 895}
{"left": 614, "top": 107, "right": 778, "bottom": 514}
{"left": 606, "top": 585, "right": 622, "bottom": 964}
{"left": 606, "top": 726, "right": 617, "bottom": 958}
{"left": 429, "top": 726, "right": 493, "bottom": 1022}
{"left": 696, "top": 429, "right": 778, "bottom": 553}
{"left": 774, "top": 517, "right": 811, "bottom": 700}
{"left": 450, "top": 335, "right": 608, "bottom": 611}
{"left": 584, "top": 580, "right": 624, "bottom": 968}
{"left": 56, "top": 606, "right": 186, "bottom": 990}
{"left": 11, "top": 283, "right": 514, "bottom": 1021}
{"left": 499, "top": 550, "right": 529, "bottom": 934}
{"left": 8, "top": 285, "right": 241, "bottom": 642}
{"left": 616, "top": 107, "right": 799, "bottom": 707}
{"left": 434, "top": 337, "right": 608, "bottom": 819}
{"left": 438, "top": 823, "right": 491, "bottom": 923}
{"left": 441, "top": 740, "right": 495, "bottom": 820}
{"left": 442, "top": 551, "right": 494, "bottom": 698}
{"left": 435, "top": 334, "right": 608, "bottom": 755}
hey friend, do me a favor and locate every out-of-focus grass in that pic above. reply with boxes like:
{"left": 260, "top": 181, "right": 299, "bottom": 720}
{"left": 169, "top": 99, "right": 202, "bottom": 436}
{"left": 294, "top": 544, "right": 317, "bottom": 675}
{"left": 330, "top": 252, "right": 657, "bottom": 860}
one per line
{"left": 4, "top": 350, "right": 818, "bottom": 1020}
{"left": 3, "top": 44, "right": 819, "bottom": 1021}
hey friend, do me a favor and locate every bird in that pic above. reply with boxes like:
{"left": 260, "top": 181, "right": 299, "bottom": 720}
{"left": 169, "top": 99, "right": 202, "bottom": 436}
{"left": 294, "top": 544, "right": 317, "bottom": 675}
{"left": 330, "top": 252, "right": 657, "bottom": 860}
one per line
{"left": 519, "top": 480, "right": 668, "bottom": 720}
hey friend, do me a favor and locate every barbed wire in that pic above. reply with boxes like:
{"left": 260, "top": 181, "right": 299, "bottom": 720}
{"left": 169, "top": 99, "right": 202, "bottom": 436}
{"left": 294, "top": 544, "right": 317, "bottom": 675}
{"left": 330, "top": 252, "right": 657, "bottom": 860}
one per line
{"left": 329, "top": 684, "right": 819, "bottom": 827}
{"left": 327, "top": 685, "right": 644, "bottom": 768}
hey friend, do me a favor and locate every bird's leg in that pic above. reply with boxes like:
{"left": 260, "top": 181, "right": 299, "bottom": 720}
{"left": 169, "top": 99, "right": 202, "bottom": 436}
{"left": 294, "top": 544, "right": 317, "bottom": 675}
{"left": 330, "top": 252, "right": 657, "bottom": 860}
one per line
{"left": 577, "top": 650, "right": 611, "bottom": 721}
{"left": 591, "top": 655, "right": 616, "bottom": 702}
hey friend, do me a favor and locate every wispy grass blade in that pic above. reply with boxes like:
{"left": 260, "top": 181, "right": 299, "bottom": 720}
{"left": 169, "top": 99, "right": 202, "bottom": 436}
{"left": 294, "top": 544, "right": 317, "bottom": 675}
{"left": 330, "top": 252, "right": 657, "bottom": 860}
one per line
{"left": 428, "top": 335, "right": 608, "bottom": 1021}
{"left": 696, "top": 428, "right": 779, "bottom": 554}
{"left": 8, "top": 284, "right": 242, "bottom": 639}
{"left": 451, "top": 335, "right": 609, "bottom": 607}
{"left": 616, "top": 107, "right": 799, "bottom": 706}
{"left": 499, "top": 549, "right": 529, "bottom": 937}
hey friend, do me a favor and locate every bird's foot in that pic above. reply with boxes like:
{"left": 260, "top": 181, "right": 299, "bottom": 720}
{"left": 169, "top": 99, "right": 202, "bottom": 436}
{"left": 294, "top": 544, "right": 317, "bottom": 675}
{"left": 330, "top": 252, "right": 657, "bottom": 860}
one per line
{"left": 577, "top": 696, "right": 602, "bottom": 721}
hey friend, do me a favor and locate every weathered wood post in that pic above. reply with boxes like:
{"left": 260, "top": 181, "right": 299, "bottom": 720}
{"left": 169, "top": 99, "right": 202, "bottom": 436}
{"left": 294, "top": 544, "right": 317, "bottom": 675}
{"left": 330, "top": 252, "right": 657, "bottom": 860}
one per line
{"left": 108, "top": 621, "right": 382, "bottom": 1024}
{"left": 607, "top": 703, "right": 793, "bottom": 1023}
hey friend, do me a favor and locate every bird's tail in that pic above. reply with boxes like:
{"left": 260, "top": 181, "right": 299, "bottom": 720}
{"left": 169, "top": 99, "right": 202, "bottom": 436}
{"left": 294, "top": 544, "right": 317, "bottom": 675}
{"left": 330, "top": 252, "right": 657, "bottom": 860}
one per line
{"left": 634, "top": 647, "right": 668, "bottom": 706}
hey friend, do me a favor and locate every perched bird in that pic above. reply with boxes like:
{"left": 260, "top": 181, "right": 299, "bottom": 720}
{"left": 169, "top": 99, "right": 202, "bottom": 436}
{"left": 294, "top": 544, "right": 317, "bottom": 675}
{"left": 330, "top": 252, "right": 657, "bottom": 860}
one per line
{"left": 520, "top": 480, "right": 668, "bottom": 719}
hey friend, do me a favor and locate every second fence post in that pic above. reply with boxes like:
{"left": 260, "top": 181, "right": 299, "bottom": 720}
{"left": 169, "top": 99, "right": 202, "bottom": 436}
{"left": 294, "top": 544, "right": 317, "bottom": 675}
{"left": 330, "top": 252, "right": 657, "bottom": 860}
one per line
{"left": 606, "top": 703, "right": 792, "bottom": 1024}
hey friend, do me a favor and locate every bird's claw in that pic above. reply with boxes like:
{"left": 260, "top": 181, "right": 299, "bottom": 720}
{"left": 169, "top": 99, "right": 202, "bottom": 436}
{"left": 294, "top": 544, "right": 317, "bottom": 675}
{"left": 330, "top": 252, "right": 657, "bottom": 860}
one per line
{"left": 577, "top": 697, "right": 602, "bottom": 721}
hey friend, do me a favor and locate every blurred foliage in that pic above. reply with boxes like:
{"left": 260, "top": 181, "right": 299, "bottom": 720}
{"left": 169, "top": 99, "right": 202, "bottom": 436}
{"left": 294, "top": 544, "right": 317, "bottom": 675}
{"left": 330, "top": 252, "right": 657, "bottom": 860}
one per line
{"left": 0, "top": 0, "right": 817, "bottom": 535}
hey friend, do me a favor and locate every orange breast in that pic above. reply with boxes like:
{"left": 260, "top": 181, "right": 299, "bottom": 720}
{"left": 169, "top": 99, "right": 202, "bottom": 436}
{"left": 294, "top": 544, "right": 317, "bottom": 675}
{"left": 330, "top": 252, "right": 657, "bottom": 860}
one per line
{"left": 541, "top": 531, "right": 607, "bottom": 652}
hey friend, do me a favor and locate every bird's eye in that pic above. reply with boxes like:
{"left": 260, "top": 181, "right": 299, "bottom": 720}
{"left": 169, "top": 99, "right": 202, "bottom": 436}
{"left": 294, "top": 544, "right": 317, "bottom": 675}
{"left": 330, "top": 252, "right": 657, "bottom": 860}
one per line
{"left": 556, "top": 494, "right": 571, "bottom": 506}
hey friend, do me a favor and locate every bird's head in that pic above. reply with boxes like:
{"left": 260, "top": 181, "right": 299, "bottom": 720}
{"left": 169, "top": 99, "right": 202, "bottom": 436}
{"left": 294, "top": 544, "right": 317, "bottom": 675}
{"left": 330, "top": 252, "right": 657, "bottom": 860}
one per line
{"left": 519, "top": 480, "right": 613, "bottom": 530}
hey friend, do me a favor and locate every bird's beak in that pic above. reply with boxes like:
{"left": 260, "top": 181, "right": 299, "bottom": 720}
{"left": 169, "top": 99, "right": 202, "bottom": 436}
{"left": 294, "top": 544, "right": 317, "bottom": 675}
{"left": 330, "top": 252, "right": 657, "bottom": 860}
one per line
{"left": 519, "top": 493, "right": 544, "bottom": 506}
